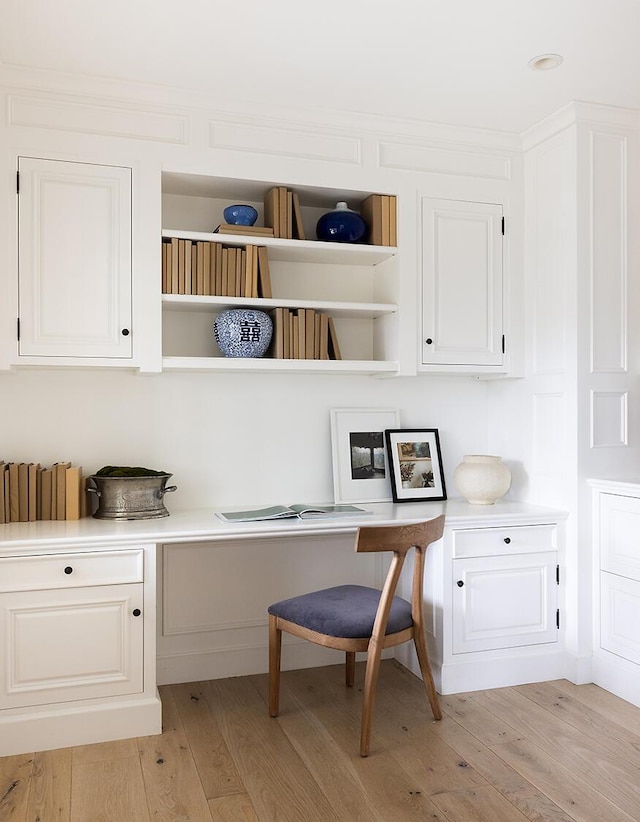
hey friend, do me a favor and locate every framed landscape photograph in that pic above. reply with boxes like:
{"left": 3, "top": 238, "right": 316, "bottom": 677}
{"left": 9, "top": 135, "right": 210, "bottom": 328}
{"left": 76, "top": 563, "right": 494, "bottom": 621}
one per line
{"left": 385, "top": 428, "right": 446, "bottom": 502}
{"left": 330, "top": 408, "right": 400, "bottom": 503}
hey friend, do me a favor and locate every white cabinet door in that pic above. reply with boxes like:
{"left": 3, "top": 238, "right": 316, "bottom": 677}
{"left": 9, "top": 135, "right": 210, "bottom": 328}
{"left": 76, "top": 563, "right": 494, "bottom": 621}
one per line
{"left": 18, "top": 157, "right": 132, "bottom": 358}
{"left": 599, "top": 493, "right": 640, "bottom": 581}
{"left": 0, "top": 583, "right": 144, "bottom": 709}
{"left": 452, "top": 552, "right": 558, "bottom": 653}
{"left": 421, "top": 198, "right": 503, "bottom": 366}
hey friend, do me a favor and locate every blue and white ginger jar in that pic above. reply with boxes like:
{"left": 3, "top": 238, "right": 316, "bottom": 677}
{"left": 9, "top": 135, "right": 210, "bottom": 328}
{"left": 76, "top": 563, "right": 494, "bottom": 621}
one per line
{"left": 214, "top": 308, "right": 273, "bottom": 358}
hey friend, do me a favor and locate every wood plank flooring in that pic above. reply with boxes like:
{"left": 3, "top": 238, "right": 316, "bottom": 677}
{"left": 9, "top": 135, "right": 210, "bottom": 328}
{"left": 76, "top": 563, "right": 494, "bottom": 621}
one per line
{"left": 2, "top": 661, "right": 640, "bottom": 821}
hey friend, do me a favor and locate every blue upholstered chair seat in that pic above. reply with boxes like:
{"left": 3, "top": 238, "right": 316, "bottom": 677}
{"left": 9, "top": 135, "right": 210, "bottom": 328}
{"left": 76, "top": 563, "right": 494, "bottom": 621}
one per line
{"left": 268, "top": 584, "right": 413, "bottom": 638}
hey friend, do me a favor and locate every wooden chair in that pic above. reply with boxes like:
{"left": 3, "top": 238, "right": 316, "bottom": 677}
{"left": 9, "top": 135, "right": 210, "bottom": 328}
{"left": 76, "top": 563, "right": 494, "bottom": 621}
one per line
{"left": 267, "top": 515, "right": 445, "bottom": 756}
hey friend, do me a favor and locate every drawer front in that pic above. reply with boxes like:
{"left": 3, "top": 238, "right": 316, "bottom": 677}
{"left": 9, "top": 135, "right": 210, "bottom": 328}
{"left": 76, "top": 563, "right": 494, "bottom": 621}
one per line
{"left": 452, "top": 524, "right": 557, "bottom": 558}
{"left": 0, "top": 549, "right": 144, "bottom": 593}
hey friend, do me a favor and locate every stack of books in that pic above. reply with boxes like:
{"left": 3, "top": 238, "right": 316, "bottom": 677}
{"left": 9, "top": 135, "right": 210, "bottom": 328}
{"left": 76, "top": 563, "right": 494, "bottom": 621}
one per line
{"left": 0, "top": 461, "right": 88, "bottom": 523}
{"left": 270, "top": 308, "right": 342, "bottom": 360}
{"left": 360, "top": 194, "right": 397, "bottom": 246}
{"left": 212, "top": 224, "right": 274, "bottom": 238}
{"left": 162, "top": 240, "right": 272, "bottom": 298}
{"left": 263, "top": 186, "right": 305, "bottom": 240}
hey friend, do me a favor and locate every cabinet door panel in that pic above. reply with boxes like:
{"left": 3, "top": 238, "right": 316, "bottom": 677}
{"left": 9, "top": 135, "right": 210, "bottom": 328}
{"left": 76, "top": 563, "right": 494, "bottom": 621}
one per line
{"left": 0, "top": 583, "right": 143, "bottom": 708}
{"left": 600, "top": 493, "right": 640, "bottom": 581}
{"left": 422, "top": 198, "right": 503, "bottom": 366}
{"left": 18, "top": 157, "right": 132, "bottom": 358}
{"left": 600, "top": 571, "right": 640, "bottom": 664}
{"left": 453, "top": 552, "right": 557, "bottom": 653}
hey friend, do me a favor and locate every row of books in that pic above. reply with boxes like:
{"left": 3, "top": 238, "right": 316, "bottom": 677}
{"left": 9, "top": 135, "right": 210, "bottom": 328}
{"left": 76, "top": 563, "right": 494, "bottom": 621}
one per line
{"left": 360, "top": 194, "right": 397, "bottom": 246}
{"left": 162, "top": 239, "right": 272, "bottom": 298}
{"left": 271, "top": 308, "right": 342, "bottom": 360}
{"left": 0, "top": 462, "right": 88, "bottom": 524}
{"left": 264, "top": 186, "right": 305, "bottom": 240}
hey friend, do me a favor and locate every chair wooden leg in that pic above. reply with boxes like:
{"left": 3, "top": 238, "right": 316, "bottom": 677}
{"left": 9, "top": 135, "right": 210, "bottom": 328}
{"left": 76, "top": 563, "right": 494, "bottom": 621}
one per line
{"left": 360, "top": 642, "right": 384, "bottom": 756}
{"left": 345, "top": 651, "right": 356, "bottom": 687}
{"left": 413, "top": 629, "right": 442, "bottom": 721}
{"left": 268, "top": 614, "right": 282, "bottom": 717}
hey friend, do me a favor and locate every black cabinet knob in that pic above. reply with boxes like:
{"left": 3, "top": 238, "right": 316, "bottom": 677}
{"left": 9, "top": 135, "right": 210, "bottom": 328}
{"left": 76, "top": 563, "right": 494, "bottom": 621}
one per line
{"left": 456, "top": 580, "right": 464, "bottom": 587}
{"left": 64, "top": 566, "right": 73, "bottom": 574}
{"left": 504, "top": 537, "right": 511, "bottom": 544}
{"left": 132, "top": 608, "right": 141, "bottom": 617}
{"left": 121, "top": 328, "right": 130, "bottom": 336}
{"left": 425, "top": 338, "right": 433, "bottom": 345}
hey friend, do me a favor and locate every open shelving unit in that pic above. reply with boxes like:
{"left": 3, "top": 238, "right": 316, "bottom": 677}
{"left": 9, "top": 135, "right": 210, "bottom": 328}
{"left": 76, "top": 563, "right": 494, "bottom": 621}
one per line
{"left": 161, "top": 173, "right": 400, "bottom": 375}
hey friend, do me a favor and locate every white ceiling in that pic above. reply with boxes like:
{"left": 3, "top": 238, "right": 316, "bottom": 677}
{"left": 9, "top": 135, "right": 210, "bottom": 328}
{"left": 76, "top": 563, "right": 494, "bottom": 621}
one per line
{"left": 2, "top": 0, "right": 640, "bottom": 134}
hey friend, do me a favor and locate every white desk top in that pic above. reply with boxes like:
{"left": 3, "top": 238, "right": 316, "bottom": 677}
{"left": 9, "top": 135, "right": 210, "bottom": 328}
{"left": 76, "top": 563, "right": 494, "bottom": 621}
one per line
{"left": 0, "top": 499, "right": 567, "bottom": 555}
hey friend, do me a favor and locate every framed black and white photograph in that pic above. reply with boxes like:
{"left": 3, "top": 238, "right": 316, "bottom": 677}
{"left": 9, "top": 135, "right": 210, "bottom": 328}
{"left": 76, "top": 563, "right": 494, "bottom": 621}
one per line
{"left": 385, "top": 429, "right": 446, "bottom": 502}
{"left": 330, "top": 408, "right": 400, "bottom": 503}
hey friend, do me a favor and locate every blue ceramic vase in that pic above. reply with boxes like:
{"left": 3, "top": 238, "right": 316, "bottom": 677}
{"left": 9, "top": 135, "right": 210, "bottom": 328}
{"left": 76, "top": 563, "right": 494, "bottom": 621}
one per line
{"left": 316, "top": 201, "right": 367, "bottom": 243}
{"left": 214, "top": 309, "right": 273, "bottom": 358}
{"left": 223, "top": 204, "right": 258, "bottom": 226}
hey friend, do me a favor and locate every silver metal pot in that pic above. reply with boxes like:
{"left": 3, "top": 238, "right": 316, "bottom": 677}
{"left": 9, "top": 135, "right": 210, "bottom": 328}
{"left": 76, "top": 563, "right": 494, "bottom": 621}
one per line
{"left": 87, "top": 474, "right": 177, "bottom": 520}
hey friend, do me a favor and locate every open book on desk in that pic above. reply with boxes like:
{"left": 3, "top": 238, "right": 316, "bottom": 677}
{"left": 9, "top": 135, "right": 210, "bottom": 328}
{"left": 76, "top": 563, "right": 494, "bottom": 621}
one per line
{"left": 216, "top": 504, "right": 371, "bottom": 523}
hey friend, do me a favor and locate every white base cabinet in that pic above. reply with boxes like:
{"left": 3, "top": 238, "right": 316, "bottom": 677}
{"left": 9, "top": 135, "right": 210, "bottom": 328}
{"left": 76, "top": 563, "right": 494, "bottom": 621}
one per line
{"left": 590, "top": 480, "right": 640, "bottom": 708}
{"left": 0, "top": 543, "right": 161, "bottom": 757}
{"left": 403, "top": 513, "right": 564, "bottom": 695}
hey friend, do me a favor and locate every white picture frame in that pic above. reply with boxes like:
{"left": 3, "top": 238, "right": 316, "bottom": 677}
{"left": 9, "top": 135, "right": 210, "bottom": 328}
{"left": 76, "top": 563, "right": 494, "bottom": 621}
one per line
{"left": 330, "top": 407, "right": 400, "bottom": 504}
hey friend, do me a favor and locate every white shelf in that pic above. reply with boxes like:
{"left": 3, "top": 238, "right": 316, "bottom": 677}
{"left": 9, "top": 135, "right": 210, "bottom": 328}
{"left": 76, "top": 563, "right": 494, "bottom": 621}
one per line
{"left": 162, "top": 230, "right": 396, "bottom": 266}
{"left": 162, "top": 294, "right": 397, "bottom": 319}
{"left": 161, "top": 357, "right": 399, "bottom": 376}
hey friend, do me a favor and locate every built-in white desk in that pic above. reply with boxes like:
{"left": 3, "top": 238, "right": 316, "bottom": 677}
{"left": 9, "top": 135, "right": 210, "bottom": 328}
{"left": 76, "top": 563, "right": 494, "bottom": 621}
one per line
{"left": 0, "top": 499, "right": 566, "bottom": 756}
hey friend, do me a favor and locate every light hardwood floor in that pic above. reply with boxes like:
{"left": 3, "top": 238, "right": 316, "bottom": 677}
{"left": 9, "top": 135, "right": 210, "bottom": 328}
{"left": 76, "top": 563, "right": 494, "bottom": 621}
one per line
{"left": 2, "top": 661, "right": 640, "bottom": 821}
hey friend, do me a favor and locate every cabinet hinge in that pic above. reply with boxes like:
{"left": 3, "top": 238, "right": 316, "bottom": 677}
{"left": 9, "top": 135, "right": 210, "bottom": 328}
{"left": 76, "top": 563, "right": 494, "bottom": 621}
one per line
{"left": 556, "top": 564, "right": 560, "bottom": 585}
{"left": 16, "top": 171, "right": 19, "bottom": 194}
{"left": 501, "top": 216, "right": 505, "bottom": 235}
{"left": 556, "top": 608, "right": 560, "bottom": 629}
{"left": 501, "top": 335, "right": 505, "bottom": 354}
{"left": 16, "top": 318, "right": 20, "bottom": 341}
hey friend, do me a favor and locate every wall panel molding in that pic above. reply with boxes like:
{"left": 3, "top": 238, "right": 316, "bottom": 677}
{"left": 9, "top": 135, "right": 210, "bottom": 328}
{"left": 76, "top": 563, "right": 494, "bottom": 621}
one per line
{"left": 591, "top": 390, "right": 628, "bottom": 447}
{"left": 7, "top": 93, "right": 188, "bottom": 143}
{"left": 209, "top": 119, "right": 361, "bottom": 164}
{"left": 590, "top": 130, "right": 627, "bottom": 374}
{"left": 378, "top": 140, "right": 511, "bottom": 180}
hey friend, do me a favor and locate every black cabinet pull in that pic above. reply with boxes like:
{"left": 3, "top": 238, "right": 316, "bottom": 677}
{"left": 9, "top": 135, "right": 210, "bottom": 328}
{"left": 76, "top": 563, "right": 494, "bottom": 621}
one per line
{"left": 121, "top": 328, "right": 130, "bottom": 336}
{"left": 64, "top": 566, "right": 73, "bottom": 574}
{"left": 456, "top": 580, "right": 464, "bottom": 587}
{"left": 425, "top": 338, "right": 433, "bottom": 345}
{"left": 132, "top": 608, "right": 141, "bottom": 617}
{"left": 504, "top": 537, "right": 511, "bottom": 544}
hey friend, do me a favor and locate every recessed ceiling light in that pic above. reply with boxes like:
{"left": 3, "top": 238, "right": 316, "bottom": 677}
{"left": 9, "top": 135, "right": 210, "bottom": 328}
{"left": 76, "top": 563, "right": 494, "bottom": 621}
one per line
{"left": 528, "top": 53, "right": 563, "bottom": 71}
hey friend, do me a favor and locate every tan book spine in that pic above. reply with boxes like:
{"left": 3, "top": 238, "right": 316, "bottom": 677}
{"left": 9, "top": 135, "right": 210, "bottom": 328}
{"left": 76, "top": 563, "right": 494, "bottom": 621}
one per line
{"left": 244, "top": 245, "right": 253, "bottom": 297}
{"left": 0, "top": 462, "right": 5, "bottom": 524}
{"left": 264, "top": 187, "right": 279, "bottom": 237}
{"left": 178, "top": 239, "right": 186, "bottom": 294}
{"left": 18, "top": 463, "right": 29, "bottom": 522}
{"left": 286, "top": 190, "right": 293, "bottom": 239}
{"left": 170, "top": 238, "right": 179, "bottom": 294}
{"left": 196, "top": 241, "right": 204, "bottom": 295}
{"left": 305, "top": 309, "right": 315, "bottom": 360}
{"left": 41, "top": 468, "right": 53, "bottom": 520}
{"left": 292, "top": 313, "right": 299, "bottom": 359}
{"left": 36, "top": 465, "right": 44, "bottom": 520}
{"left": 9, "top": 463, "right": 20, "bottom": 522}
{"left": 320, "top": 312, "right": 329, "bottom": 360}
{"left": 226, "top": 248, "right": 236, "bottom": 296}
{"left": 239, "top": 248, "right": 246, "bottom": 297}
{"left": 28, "top": 463, "right": 39, "bottom": 522}
{"left": 283, "top": 308, "right": 291, "bottom": 359}
{"left": 4, "top": 466, "right": 10, "bottom": 523}
{"left": 65, "top": 466, "right": 83, "bottom": 521}
{"left": 360, "top": 194, "right": 383, "bottom": 246}
{"left": 162, "top": 240, "right": 168, "bottom": 293}
{"left": 389, "top": 195, "right": 397, "bottom": 246}
{"left": 203, "top": 241, "right": 211, "bottom": 296}
{"left": 56, "top": 462, "right": 71, "bottom": 521}
{"left": 215, "top": 243, "right": 223, "bottom": 295}
{"left": 278, "top": 187, "right": 288, "bottom": 240}
{"left": 314, "top": 311, "right": 321, "bottom": 359}
{"left": 51, "top": 463, "right": 58, "bottom": 519}
{"left": 328, "top": 317, "right": 342, "bottom": 360}
{"left": 381, "top": 195, "right": 391, "bottom": 246}
{"left": 292, "top": 192, "right": 305, "bottom": 240}
{"left": 185, "top": 240, "right": 193, "bottom": 295}
{"left": 257, "top": 247, "right": 272, "bottom": 298}
{"left": 221, "top": 248, "right": 229, "bottom": 296}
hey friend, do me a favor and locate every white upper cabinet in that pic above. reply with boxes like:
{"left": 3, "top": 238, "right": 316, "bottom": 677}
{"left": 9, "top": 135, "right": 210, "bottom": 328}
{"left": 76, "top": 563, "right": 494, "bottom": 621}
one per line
{"left": 421, "top": 197, "right": 504, "bottom": 369}
{"left": 17, "top": 157, "right": 132, "bottom": 359}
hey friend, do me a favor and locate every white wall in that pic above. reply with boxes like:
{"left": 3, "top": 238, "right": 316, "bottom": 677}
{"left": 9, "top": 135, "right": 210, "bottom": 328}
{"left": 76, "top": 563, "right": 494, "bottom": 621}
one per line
{"left": 0, "top": 368, "right": 489, "bottom": 510}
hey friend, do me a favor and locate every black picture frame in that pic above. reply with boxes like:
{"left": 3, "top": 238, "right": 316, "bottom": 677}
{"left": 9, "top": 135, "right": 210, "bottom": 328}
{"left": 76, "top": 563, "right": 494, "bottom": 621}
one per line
{"left": 384, "top": 428, "right": 446, "bottom": 502}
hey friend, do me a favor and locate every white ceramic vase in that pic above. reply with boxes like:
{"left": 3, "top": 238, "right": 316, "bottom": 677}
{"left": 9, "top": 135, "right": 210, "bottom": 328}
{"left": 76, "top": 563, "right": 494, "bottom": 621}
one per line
{"left": 453, "top": 455, "right": 512, "bottom": 505}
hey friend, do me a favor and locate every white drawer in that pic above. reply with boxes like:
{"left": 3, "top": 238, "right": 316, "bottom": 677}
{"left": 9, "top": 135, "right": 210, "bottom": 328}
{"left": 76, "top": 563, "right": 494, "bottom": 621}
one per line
{"left": 0, "top": 549, "right": 144, "bottom": 593}
{"left": 452, "top": 524, "right": 557, "bottom": 558}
